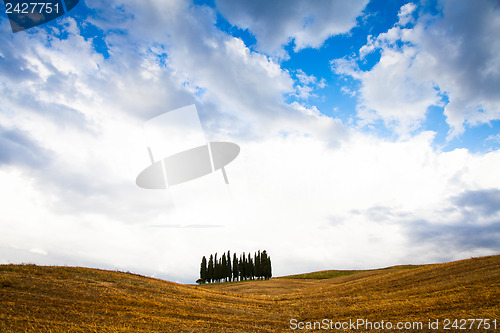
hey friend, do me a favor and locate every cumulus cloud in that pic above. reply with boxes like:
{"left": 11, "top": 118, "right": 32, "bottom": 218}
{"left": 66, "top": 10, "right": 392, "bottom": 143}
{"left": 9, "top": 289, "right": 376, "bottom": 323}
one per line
{"left": 418, "top": 0, "right": 500, "bottom": 137}
{"left": 332, "top": 0, "right": 500, "bottom": 138}
{"left": 397, "top": 2, "right": 417, "bottom": 26}
{"left": 84, "top": 0, "right": 305, "bottom": 139}
{"left": 333, "top": 42, "right": 442, "bottom": 135}
{"left": 214, "top": 0, "right": 369, "bottom": 58}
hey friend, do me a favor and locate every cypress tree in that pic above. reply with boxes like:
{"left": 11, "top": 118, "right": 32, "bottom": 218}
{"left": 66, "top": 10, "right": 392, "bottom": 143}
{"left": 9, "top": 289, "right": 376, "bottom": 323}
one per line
{"left": 227, "top": 251, "right": 232, "bottom": 282}
{"left": 232, "top": 253, "right": 238, "bottom": 282}
{"left": 261, "top": 251, "right": 268, "bottom": 280}
{"left": 261, "top": 250, "right": 272, "bottom": 279}
{"left": 218, "top": 257, "right": 223, "bottom": 282}
{"left": 259, "top": 250, "right": 264, "bottom": 279}
{"left": 218, "top": 258, "right": 224, "bottom": 282}
{"left": 221, "top": 253, "right": 227, "bottom": 282}
{"left": 247, "top": 253, "right": 253, "bottom": 280}
{"left": 217, "top": 253, "right": 222, "bottom": 282}
{"left": 214, "top": 253, "right": 219, "bottom": 282}
{"left": 240, "top": 253, "right": 246, "bottom": 281}
{"left": 255, "top": 251, "right": 261, "bottom": 280}
{"left": 267, "top": 256, "right": 272, "bottom": 279}
{"left": 200, "top": 256, "right": 207, "bottom": 283}
{"left": 207, "top": 254, "right": 214, "bottom": 283}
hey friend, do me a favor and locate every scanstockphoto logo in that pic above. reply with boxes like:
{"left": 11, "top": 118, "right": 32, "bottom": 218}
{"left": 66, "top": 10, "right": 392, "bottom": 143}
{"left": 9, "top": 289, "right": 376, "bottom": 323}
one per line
{"left": 2, "top": 0, "right": 79, "bottom": 33}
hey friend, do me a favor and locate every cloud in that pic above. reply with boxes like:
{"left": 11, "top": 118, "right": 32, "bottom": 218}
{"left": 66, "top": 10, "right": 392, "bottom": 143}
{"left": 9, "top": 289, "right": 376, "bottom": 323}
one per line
{"left": 452, "top": 189, "right": 500, "bottom": 216}
{"left": 332, "top": 0, "right": 500, "bottom": 138}
{"left": 405, "top": 205, "right": 500, "bottom": 254}
{"left": 0, "top": 17, "right": 103, "bottom": 132}
{"left": 0, "top": 125, "right": 52, "bottom": 168}
{"left": 419, "top": 0, "right": 500, "bottom": 137}
{"left": 351, "top": 187, "right": 500, "bottom": 263}
{"left": 398, "top": 187, "right": 500, "bottom": 261}
{"left": 289, "top": 69, "right": 327, "bottom": 101}
{"left": 397, "top": 3, "right": 417, "bottom": 26}
{"left": 486, "top": 134, "right": 500, "bottom": 145}
{"left": 0, "top": 38, "right": 38, "bottom": 81}
{"left": 407, "top": 219, "right": 500, "bottom": 256}
{"left": 214, "top": 0, "right": 369, "bottom": 57}
{"left": 84, "top": 0, "right": 304, "bottom": 139}
{"left": 333, "top": 42, "right": 442, "bottom": 135}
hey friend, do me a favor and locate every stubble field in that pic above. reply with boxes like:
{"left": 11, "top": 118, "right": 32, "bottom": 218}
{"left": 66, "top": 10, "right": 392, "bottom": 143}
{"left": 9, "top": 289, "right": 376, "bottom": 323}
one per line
{"left": 1, "top": 255, "right": 498, "bottom": 332}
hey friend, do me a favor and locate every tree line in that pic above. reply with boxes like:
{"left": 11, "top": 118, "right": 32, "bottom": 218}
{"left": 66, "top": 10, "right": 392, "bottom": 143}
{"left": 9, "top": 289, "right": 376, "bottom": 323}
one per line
{"left": 198, "top": 250, "right": 272, "bottom": 284}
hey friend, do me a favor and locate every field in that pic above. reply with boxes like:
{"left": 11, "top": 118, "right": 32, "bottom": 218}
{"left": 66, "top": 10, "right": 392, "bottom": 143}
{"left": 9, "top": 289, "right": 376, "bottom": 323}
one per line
{"left": 1, "top": 255, "right": 499, "bottom": 332}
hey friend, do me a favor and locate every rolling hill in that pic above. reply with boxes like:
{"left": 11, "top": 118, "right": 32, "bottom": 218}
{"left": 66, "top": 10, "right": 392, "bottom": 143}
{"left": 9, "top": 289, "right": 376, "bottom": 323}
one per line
{"left": 1, "top": 255, "right": 499, "bottom": 332}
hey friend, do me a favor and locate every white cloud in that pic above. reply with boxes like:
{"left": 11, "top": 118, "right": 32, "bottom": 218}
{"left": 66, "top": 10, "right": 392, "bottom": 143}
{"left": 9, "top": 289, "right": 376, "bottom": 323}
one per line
{"left": 415, "top": 0, "right": 500, "bottom": 137}
{"left": 486, "top": 134, "right": 500, "bottom": 144}
{"left": 86, "top": 0, "right": 300, "bottom": 137}
{"left": 214, "top": 0, "right": 369, "bottom": 58}
{"left": 397, "top": 3, "right": 417, "bottom": 26}
{"left": 290, "top": 69, "right": 326, "bottom": 100}
{"left": 333, "top": 40, "right": 442, "bottom": 135}
{"left": 333, "top": 0, "right": 500, "bottom": 138}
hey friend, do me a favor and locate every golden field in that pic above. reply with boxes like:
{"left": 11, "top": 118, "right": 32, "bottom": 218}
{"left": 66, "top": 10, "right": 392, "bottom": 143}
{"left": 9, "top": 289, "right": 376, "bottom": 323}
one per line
{"left": 1, "top": 255, "right": 499, "bottom": 332}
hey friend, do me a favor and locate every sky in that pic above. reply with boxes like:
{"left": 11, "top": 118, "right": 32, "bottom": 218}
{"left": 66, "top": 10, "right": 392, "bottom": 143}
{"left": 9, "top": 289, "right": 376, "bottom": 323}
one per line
{"left": 1, "top": 0, "right": 499, "bottom": 284}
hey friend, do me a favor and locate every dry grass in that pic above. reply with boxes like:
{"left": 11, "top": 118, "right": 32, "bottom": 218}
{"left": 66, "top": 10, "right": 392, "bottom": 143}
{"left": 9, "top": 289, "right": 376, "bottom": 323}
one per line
{"left": 1, "top": 256, "right": 499, "bottom": 332}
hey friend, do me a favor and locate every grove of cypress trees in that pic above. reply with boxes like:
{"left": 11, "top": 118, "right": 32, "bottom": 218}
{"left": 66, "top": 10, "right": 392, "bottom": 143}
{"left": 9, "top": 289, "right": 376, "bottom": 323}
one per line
{"left": 199, "top": 250, "right": 272, "bottom": 283}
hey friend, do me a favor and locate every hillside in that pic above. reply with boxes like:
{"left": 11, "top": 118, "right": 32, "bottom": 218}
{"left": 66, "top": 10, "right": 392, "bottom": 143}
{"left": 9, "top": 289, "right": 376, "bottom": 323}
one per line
{"left": 1, "top": 256, "right": 499, "bottom": 332}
